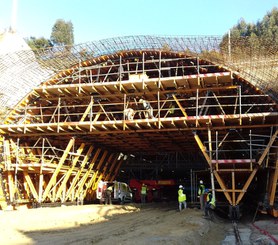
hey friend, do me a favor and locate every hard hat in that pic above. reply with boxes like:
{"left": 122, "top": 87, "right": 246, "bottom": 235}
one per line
{"left": 200, "top": 180, "right": 203, "bottom": 184}
{"left": 205, "top": 188, "right": 210, "bottom": 193}
{"left": 179, "top": 185, "right": 183, "bottom": 189}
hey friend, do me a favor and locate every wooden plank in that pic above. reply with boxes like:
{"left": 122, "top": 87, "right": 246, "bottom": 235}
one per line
{"left": 111, "top": 158, "right": 124, "bottom": 181}
{"left": 213, "top": 170, "right": 233, "bottom": 205}
{"left": 104, "top": 154, "right": 120, "bottom": 181}
{"left": 101, "top": 154, "right": 114, "bottom": 178}
{"left": 258, "top": 129, "right": 278, "bottom": 166}
{"left": 42, "top": 138, "right": 75, "bottom": 201}
{"left": 54, "top": 143, "right": 86, "bottom": 202}
{"left": 23, "top": 171, "right": 38, "bottom": 200}
{"left": 75, "top": 150, "right": 108, "bottom": 199}
{"left": 65, "top": 148, "right": 101, "bottom": 201}
{"left": 172, "top": 94, "right": 188, "bottom": 118}
{"left": 193, "top": 133, "right": 211, "bottom": 167}
{"left": 80, "top": 99, "right": 93, "bottom": 122}
{"left": 269, "top": 159, "right": 278, "bottom": 206}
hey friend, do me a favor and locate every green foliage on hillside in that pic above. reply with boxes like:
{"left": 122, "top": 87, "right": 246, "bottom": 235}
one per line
{"left": 220, "top": 7, "right": 278, "bottom": 53}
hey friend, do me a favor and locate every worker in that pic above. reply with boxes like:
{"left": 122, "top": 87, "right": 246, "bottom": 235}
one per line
{"left": 169, "top": 103, "right": 175, "bottom": 115}
{"left": 105, "top": 185, "right": 113, "bottom": 205}
{"left": 124, "top": 108, "right": 135, "bottom": 120}
{"left": 178, "top": 185, "right": 186, "bottom": 211}
{"left": 141, "top": 183, "right": 147, "bottom": 204}
{"left": 139, "top": 98, "right": 154, "bottom": 119}
{"left": 198, "top": 180, "right": 206, "bottom": 211}
{"left": 204, "top": 189, "right": 215, "bottom": 217}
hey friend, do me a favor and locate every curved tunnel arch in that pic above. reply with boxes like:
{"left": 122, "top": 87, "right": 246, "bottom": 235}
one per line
{"left": 0, "top": 41, "right": 277, "bottom": 213}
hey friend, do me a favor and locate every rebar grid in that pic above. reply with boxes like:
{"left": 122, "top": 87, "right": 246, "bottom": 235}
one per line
{"left": 0, "top": 35, "right": 277, "bottom": 111}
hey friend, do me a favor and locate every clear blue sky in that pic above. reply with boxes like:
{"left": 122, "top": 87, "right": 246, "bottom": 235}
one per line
{"left": 0, "top": 0, "right": 277, "bottom": 44}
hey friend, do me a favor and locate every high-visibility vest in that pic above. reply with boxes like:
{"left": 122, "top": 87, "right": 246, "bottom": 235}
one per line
{"left": 206, "top": 193, "right": 215, "bottom": 206}
{"left": 141, "top": 185, "right": 147, "bottom": 195}
{"left": 198, "top": 184, "right": 205, "bottom": 195}
{"left": 178, "top": 189, "right": 186, "bottom": 202}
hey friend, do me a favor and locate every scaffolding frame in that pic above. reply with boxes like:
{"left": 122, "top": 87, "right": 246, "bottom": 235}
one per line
{"left": 0, "top": 39, "right": 277, "bottom": 213}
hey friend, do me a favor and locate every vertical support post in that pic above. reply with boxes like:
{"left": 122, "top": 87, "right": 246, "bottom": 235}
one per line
{"left": 123, "top": 93, "right": 126, "bottom": 130}
{"left": 159, "top": 51, "right": 161, "bottom": 88}
{"left": 216, "top": 131, "right": 219, "bottom": 171}
{"left": 190, "top": 169, "right": 193, "bottom": 204}
{"left": 232, "top": 171, "right": 235, "bottom": 206}
{"left": 57, "top": 97, "right": 61, "bottom": 132}
{"left": 239, "top": 86, "right": 242, "bottom": 125}
{"left": 208, "top": 126, "right": 216, "bottom": 201}
{"left": 4, "top": 140, "right": 13, "bottom": 204}
{"left": 142, "top": 52, "right": 145, "bottom": 89}
{"left": 249, "top": 129, "right": 253, "bottom": 170}
{"left": 15, "top": 138, "right": 19, "bottom": 191}
{"left": 157, "top": 91, "right": 161, "bottom": 128}
{"left": 23, "top": 104, "right": 27, "bottom": 133}
{"left": 90, "top": 96, "right": 94, "bottom": 132}
{"left": 197, "top": 57, "right": 200, "bottom": 86}
{"left": 38, "top": 138, "right": 45, "bottom": 203}
{"left": 196, "top": 89, "right": 199, "bottom": 127}
{"left": 119, "top": 55, "right": 122, "bottom": 91}
{"left": 78, "top": 59, "right": 81, "bottom": 87}
{"left": 228, "top": 30, "right": 231, "bottom": 62}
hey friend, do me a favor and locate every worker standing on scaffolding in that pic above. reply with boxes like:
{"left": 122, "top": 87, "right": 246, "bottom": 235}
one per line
{"left": 139, "top": 98, "right": 153, "bottom": 118}
{"left": 124, "top": 108, "right": 135, "bottom": 120}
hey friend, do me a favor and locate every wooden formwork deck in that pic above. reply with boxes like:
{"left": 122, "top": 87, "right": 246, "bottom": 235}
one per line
{"left": 0, "top": 50, "right": 277, "bottom": 212}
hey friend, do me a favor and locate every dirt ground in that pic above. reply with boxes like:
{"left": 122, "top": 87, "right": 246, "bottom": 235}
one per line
{"left": 0, "top": 202, "right": 277, "bottom": 245}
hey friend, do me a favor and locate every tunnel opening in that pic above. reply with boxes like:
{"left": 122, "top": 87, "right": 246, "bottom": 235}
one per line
{"left": 0, "top": 45, "right": 276, "bottom": 219}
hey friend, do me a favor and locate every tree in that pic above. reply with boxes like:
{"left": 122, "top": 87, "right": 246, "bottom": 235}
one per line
{"left": 220, "top": 7, "right": 278, "bottom": 53}
{"left": 50, "top": 19, "right": 74, "bottom": 47}
{"left": 26, "top": 36, "right": 53, "bottom": 50}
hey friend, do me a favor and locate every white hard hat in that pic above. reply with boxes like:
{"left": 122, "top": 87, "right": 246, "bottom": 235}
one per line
{"left": 179, "top": 185, "right": 183, "bottom": 189}
{"left": 200, "top": 180, "right": 203, "bottom": 184}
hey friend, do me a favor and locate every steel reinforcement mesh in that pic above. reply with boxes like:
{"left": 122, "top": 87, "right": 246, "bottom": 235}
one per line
{"left": 0, "top": 35, "right": 277, "bottom": 113}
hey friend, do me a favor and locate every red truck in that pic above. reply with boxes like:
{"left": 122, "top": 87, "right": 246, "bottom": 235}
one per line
{"left": 129, "top": 179, "right": 176, "bottom": 203}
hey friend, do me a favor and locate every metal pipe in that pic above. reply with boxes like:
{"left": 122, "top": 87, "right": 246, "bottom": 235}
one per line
{"left": 208, "top": 127, "right": 216, "bottom": 201}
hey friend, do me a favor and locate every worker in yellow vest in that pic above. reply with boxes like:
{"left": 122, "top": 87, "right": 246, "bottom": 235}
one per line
{"left": 141, "top": 183, "right": 147, "bottom": 204}
{"left": 198, "top": 180, "right": 206, "bottom": 210}
{"left": 204, "top": 189, "right": 215, "bottom": 217}
{"left": 178, "top": 185, "right": 187, "bottom": 211}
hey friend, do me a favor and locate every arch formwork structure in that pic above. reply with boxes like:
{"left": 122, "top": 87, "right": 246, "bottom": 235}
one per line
{"left": 0, "top": 36, "right": 277, "bottom": 216}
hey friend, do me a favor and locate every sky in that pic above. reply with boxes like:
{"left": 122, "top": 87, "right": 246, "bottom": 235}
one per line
{"left": 0, "top": 0, "right": 277, "bottom": 44}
